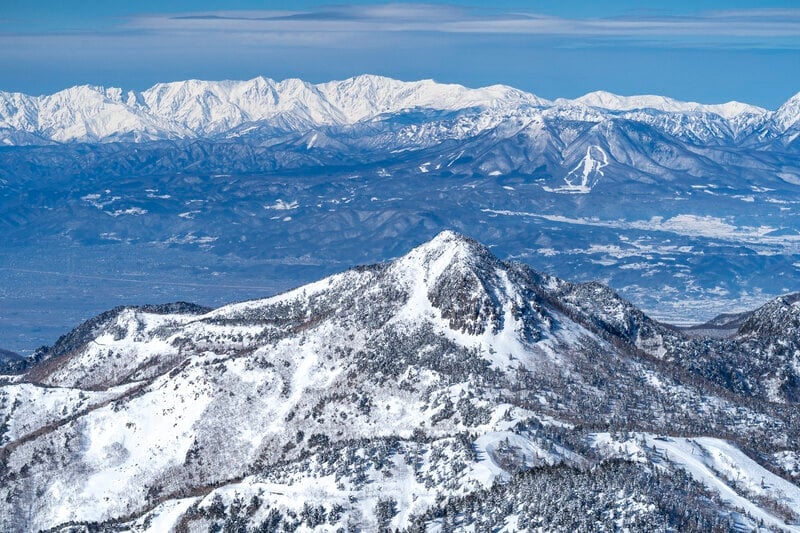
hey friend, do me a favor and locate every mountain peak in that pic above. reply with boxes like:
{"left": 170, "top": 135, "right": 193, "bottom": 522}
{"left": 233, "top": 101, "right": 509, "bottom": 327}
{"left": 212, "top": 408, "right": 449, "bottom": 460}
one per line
{"left": 417, "top": 229, "right": 482, "bottom": 251}
{"left": 737, "top": 291, "right": 800, "bottom": 338}
{"left": 570, "top": 90, "right": 767, "bottom": 118}
{"left": 780, "top": 91, "right": 800, "bottom": 107}
{"left": 398, "top": 231, "right": 496, "bottom": 276}
{"left": 388, "top": 231, "right": 517, "bottom": 337}
{"left": 570, "top": 91, "right": 682, "bottom": 113}
{"left": 341, "top": 73, "right": 404, "bottom": 86}
{"left": 774, "top": 91, "right": 800, "bottom": 132}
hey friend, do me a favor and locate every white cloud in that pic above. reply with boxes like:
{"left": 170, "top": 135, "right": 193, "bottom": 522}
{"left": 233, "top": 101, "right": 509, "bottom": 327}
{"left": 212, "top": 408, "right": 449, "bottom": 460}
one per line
{"left": 114, "top": 4, "right": 800, "bottom": 44}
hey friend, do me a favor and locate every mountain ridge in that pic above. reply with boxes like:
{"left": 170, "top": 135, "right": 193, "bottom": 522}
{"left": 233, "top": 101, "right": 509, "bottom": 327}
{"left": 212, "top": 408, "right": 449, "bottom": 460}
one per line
{"left": 1, "top": 75, "right": 797, "bottom": 145}
{"left": 17, "top": 230, "right": 800, "bottom": 404}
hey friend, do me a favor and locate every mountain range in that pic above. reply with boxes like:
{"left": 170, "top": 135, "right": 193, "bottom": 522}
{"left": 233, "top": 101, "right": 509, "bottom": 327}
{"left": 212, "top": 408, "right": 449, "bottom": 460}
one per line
{"left": 2, "top": 231, "right": 800, "bottom": 531}
{"left": 1, "top": 75, "right": 797, "bottom": 145}
{"left": 2, "top": 74, "right": 800, "bottom": 361}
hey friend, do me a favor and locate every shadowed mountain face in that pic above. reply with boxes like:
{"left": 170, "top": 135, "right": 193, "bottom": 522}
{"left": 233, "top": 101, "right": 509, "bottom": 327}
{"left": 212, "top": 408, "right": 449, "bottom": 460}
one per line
{"left": 1, "top": 232, "right": 800, "bottom": 531}
{"left": 0, "top": 349, "right": 21, "bottom": 363}
{"left": 0, "top": 349, "right": 21, "bottom": 360}
{"left": 2, "top": 77, "right": 800, "bottom": 355}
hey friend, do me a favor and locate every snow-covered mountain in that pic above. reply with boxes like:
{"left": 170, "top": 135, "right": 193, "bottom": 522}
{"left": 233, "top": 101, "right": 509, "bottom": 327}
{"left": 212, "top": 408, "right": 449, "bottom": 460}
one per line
{"left": 2, "top": 232, "right": 800, "bottom": 531}
{"left": 0, "top": 75, "right": 548, "bottom": 144}
{"left": 3, "top": 75, "right": 799, "bottom": 208}
{"left": 569, "top": 90, "right": 766, "bottom": 118}
{"left": 1, "top": 75, "right": 796, "bottom": 146}
{"left": 3, "top": 75, "right": 796, "bottom": 198}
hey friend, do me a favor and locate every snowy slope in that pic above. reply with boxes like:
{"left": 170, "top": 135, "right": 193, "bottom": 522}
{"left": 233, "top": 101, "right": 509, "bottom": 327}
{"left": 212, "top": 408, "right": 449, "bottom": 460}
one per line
{"left": 2, "top": 232, "right": 800, "bottom": 531}
{"left": 646, "top": 436, "right": 800, "bottom": 531}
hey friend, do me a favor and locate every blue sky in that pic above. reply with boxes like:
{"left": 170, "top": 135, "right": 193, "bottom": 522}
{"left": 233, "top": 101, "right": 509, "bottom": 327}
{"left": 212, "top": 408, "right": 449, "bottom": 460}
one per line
{"left": 1, "top": 1, "right": 798, "bottom": 108}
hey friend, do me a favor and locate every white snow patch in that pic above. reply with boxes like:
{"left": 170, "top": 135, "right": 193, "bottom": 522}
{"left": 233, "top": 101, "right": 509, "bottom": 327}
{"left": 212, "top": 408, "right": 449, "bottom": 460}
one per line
{"left": 306, "top": 132, "right": 318, "bottom": 149}
{"left": 264, "top": 199, "right": 298, "bottom": 210}
{"left": 482, "top": 209, "right": 786, "bottom": 245}
{"left": 543, "top": 145, "right": 608, "bottom": 194}
{"left": 106, "top": 207, "right": 147, "bottom": 217}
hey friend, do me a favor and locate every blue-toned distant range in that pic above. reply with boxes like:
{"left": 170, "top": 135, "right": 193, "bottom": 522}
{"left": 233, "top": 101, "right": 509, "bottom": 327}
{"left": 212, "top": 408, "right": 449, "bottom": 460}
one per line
{"left": 1, "top": 74, "right": 800, "bottom": 354}
{"left": 0, "top": 1, "right": 798, "bottom": 107}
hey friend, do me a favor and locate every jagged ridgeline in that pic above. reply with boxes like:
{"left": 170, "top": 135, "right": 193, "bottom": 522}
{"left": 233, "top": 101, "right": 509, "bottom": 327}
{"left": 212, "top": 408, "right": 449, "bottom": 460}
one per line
{"left": 1, "top": 232, "right": 800, "bottom": 531}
